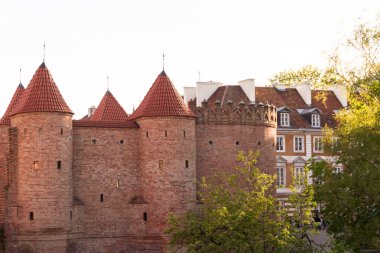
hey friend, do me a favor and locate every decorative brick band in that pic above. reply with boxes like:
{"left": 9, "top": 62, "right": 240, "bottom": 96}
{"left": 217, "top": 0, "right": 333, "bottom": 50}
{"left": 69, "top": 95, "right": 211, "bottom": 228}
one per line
{"left": 192, "top": 100, "right": 277, "bottom": 127}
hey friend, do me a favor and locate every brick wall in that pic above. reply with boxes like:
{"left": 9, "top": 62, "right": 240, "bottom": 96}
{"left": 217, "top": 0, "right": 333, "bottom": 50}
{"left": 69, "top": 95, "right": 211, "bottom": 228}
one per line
{"left": 196, "top": 123, "right": 277, "bottom": 183}
{"left": 8, "top": 112, "right": 73, "bottom": 253}
{"left": 137, "top": 117, "right": 197, "bottom": 235}
{"left": 0, "top": 126, "right": 9, "bottom": 225}
{"left": 72, "top": 126, "right": 140, "bottom": 246}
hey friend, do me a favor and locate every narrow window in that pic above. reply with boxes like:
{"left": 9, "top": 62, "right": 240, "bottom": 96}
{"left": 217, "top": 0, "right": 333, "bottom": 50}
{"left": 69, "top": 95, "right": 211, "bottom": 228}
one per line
{"left": 185, "top": 160, "right": 189, "bottom": 168}
{"left": 258, "top": 141, "right": 261, "bottom": 146}
{"left": 313, "top": 136, "right": 323, "bottom": 152}
{"left": 280, "top": 113, "right": 290, "bottom": 126}
{"left": 209, "top": 140, "right": 213, "bottom": 145}
{"left": 143, "top": 212, "right": 147, "bottom": 221}
{"left": 29, "top": 212, "right": 34, "bottom": 220}
{"left": 294, "top": 136, "right": 304, "bottom": 152}
{"left": 39, "top": 128, "right": 42, "bottom": 134}
{"left": 120, "top": 140, "right": 124, "bottom": 144}
{"left": 295, "top": 167, "right": 304, "bottom": 186}
{"left": 33, "top": 161, "right": 39, "bottom": 170}
{"left": 183, "top": 131, "right": 186, "bottom": 137}
{"left": 116, "top": 180, "right": 120, "bottom": 188}
{"left": 100, "top": 194, "right": 104, "bottom": 202}
{"left": 92, "top": 139, "right": 96, "bottom": 144}
{"left": 146, "top": 131, "right": 149, "bottom": 137}
{"left": 159, "top": 160, "right": 163, "bottom": 169}
{"left": 57, "top": 160, "right": 62, "bottom": 169}
{"left": 70, "top": 211, "right": 73, "bottom": 220}
{"left": 165, "top": 130, "right": 167, "bottom": 137}
{"left": 311, "top": 114, "right": 321, "bottom": 127}
{"left": 276, "top": 136, "right": 285, "bottom": 152}
{"left": 277, "top": 167, "right": 285, "bottom": 187}
{"left": 60, "top": 128, "right": 63, "bottom": 135}
{"left": 236, "top": 141, "right": 239, "bottom": 146}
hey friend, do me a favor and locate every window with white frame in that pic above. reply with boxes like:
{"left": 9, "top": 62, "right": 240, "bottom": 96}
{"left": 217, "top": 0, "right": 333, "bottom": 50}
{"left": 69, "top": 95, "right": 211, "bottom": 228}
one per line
{"left": 280, "top": 113, "right": 290, "bottom": 127}
{"left": 294, "top": 136, "right": 304, "bottom": 152}
{"left": 313, "top": 136, "right": 323, "bottom": 152}
{"left": 277, "top": 167, "right": 285, "bottom": 187}
{"left": 295, "top": 167, "right": 304, "bottom": 186}
{"left": 276, "top": 136, "right": 285, "bottom": 152}
{"left": 333, "top": 166, "right": 343, "bottom": 174}
{"left": 311, "top": 114, "right": 321, "bottom": 127}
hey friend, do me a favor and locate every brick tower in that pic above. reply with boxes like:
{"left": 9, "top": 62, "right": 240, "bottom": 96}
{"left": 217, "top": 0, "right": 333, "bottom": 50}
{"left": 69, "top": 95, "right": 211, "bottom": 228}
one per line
{"left": 7, "top": 62, "right": 74, "bottom": 253}
{"left": 129, "top": 71, "right": 197, "bottom": 242}
{"left": 0, "top": 83, "right": 24, "bottom": 253}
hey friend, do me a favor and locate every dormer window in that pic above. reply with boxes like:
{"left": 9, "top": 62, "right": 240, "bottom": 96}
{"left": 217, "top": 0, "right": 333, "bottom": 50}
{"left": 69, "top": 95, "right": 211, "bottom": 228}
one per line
{"left": 311, "top": 114, "right": 320, "bottom": 127}
{"left": 280, "top": 113, "right": 290, "bottom": 127}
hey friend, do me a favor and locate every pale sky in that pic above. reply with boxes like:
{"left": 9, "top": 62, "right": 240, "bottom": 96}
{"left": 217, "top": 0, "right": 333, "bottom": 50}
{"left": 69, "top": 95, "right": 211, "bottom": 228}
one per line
{"left": 0, "top": 0, "right": 379, "bottom": 119}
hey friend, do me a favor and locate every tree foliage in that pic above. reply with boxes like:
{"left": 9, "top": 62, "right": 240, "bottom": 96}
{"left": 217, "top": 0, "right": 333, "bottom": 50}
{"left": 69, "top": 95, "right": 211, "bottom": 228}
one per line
{"left": 272, "top": 22, "right": 380, "bottom": 251}
{"left": 167, "top": 150, "right": 318, "bottom": 253}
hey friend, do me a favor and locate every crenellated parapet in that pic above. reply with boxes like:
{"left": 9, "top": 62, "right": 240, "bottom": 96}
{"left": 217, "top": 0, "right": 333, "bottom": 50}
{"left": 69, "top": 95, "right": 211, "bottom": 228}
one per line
{"left": 191, "top": 99, "right": 277, "bottom": 127}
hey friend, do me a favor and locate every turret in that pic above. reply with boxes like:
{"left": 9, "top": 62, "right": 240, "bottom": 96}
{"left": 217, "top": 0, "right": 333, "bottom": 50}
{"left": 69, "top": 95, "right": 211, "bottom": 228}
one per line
{"left": 129, "top": 70, "right": 196, "bottom": 235}
{"left": 8, "top": 62, "right": 73, "bottom": 252}
{"left": 0, "top": 83, "right": 24, "bottom": 233}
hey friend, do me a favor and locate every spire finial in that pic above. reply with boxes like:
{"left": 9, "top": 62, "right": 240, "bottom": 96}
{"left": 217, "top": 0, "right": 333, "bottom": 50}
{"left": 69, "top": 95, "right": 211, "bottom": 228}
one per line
{"left": 162, "top": 52, "right": 165, "bottom": 70}
{"left": 19, "top": 67, "right": 22, "bottom": 84}
{"left": 43, "top": 43, "right": 46, "bottom": 62}
{"left": 198, "top": 71, "right": 201, "bottom": 82}
{"left": 107, "top": 75, "right": 109, "bottom": 91}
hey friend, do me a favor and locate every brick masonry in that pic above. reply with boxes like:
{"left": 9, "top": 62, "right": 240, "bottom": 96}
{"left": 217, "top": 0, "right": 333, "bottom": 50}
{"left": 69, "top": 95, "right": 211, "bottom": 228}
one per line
{"left": 0, "top": 105, "right": 276, "bottom": 253}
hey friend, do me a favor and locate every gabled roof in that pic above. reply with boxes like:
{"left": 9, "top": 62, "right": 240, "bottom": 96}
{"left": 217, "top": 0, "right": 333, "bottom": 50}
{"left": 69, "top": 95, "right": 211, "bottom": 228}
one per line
{"left": 0, "top": 83, "right": 25, "bottom": 125}
{"left": 90, "top": 90, "right": 128, "bottom": 121}
{"left": 10, "top": 62, "right": 73, "bottom": 116}
{"left": 276, "top": 155, "right": 288, "bottom": 163}
{"left": 207, "top": 85, "right": 250, "bottom": 107}
{"left": 297, "top": 108, "right": 322, "bottom": 115}
{"left": 129, "top": 70, "right": 195, "bottom": 120}
{"left": 277, "top": 106, "right": 292, "bottom": 113}
{"left": 293, "top": 156, "right": 306, "bottom": 163}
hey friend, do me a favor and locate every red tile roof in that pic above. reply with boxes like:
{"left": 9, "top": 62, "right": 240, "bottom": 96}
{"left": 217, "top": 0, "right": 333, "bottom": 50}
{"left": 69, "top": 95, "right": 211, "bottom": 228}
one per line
{"left": 256, "top": 87, "right": 310, "bottom": 128}
{"left": 0, "top": 83, "right": 25, "bottom": 125}
{"left": 128, "top": 71, "right": 195, "bottom": 120}
{"left": 10, "top": 62, "right": 73, "bottom": 116}
{"left": 311, "top": 90, "right": 343, "bottom": 128}
{"left": 73, "top": 120, "right": 138, "bottom": 128}
{"left": 90, "top": 90, "right": 128, "bottom": 121}
{"left": 207, "top": 85, "right": 250, "bottom": 106}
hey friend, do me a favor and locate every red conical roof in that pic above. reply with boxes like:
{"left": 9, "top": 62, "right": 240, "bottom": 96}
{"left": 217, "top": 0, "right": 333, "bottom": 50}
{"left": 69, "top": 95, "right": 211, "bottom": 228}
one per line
{"left": 11, "top": 62, "right": 73, "bottom": 116}
{"left": 90, "top": 90, "right": 129, "bottom": 121}
{"left": 129, "top": 71, "right": 195, "bottom": 120}
{"left": 0, "top": 83, "right": 25, "bottom": 125}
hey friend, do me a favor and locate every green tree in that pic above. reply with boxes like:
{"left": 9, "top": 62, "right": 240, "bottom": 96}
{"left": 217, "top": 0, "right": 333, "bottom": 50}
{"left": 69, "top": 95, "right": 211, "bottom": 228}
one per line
{"left": 167, "top": 150, "right": 318, "bottom": 253}
{"left": 272, "top": 22, "right": 380, "bottom": 252}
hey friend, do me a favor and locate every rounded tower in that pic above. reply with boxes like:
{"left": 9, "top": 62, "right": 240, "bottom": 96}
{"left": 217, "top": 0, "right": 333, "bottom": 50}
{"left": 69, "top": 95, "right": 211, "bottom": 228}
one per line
{"left": 129, "top": 70, "right": 197, "bottom": 235}
{"left": 8, "top": 62, "right": 74, "bottom": 251}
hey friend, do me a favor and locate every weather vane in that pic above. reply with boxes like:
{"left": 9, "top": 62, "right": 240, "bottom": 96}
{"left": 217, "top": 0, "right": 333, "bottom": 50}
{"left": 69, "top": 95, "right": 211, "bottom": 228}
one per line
{"left": 107, "top": 75, "right": 109, "bottom": 91}
{"left": 19, "top": 67, "right": 22, "bottom": 84}
{"left": 43, "top": 43, "right": 46, "bottom": 62}
{"left": 163, "top": 53, "right": 165, "bottom": 70}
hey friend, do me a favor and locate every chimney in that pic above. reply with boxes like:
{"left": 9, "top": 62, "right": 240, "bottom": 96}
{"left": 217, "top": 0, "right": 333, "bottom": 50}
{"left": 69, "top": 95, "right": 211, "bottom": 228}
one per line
{"left": 196, "top": 81, "right": 223, "bottom": 107}
{"left": 330, "top": 85, "right": 347, "bottom": 107}
{"left": 296, "top": 82, "right": 311, "bottom": 106}
{"left": 183, "top": 86, "right": 196, "bottom": 103}
{"left": 88, "top": 105, "right": 96, "bottom": 117}
{"left": 238, "top": 79, "right": 255, "bottom": 103}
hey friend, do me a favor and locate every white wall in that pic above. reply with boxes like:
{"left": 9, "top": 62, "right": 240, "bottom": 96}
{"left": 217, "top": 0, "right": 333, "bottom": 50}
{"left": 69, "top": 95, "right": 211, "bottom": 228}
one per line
{"left": 196, "top": 81, "right": 223, "bottom": 107}
{"left": 296, "top": 83, "right": 311, "bottom": 106}
{"left": 238, "top": 79, "right": 255, "bottom": 102}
